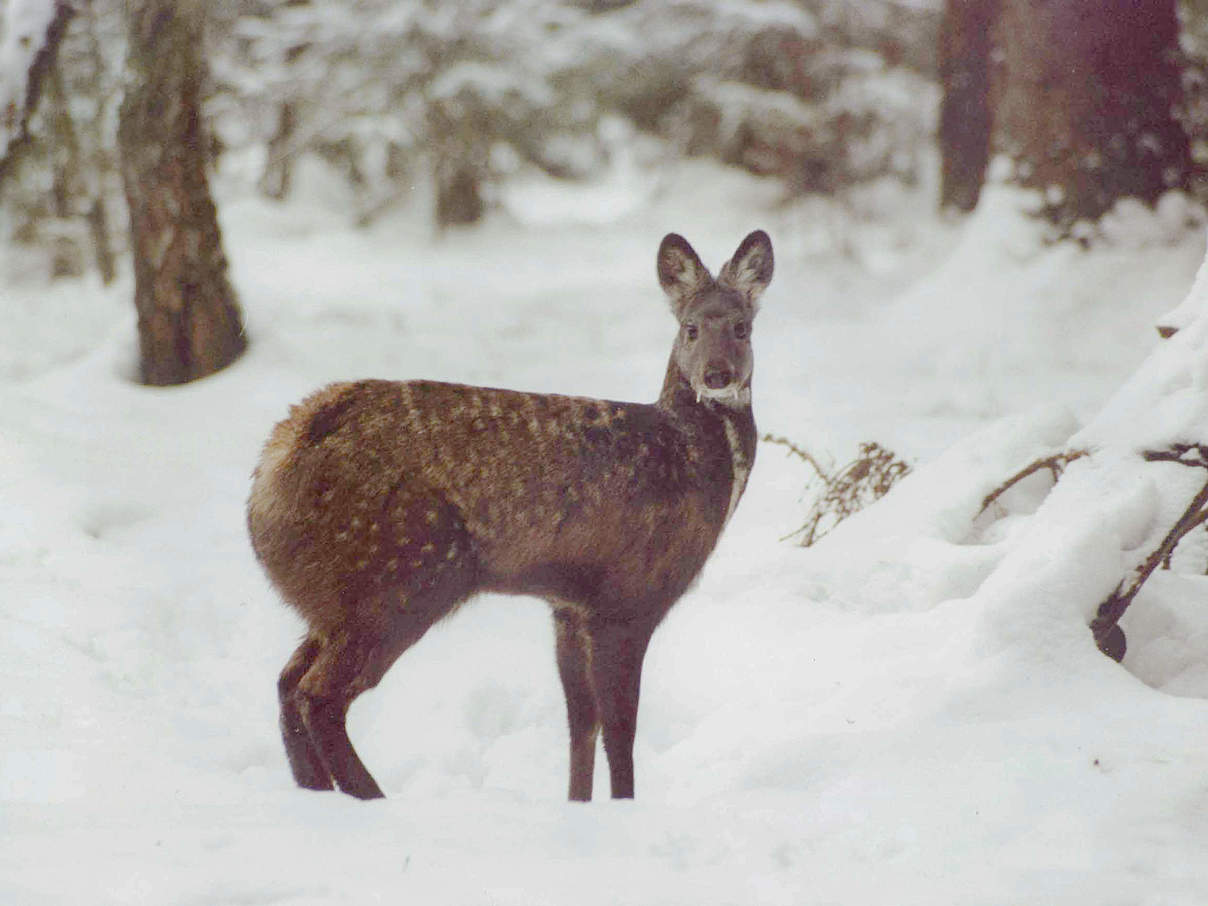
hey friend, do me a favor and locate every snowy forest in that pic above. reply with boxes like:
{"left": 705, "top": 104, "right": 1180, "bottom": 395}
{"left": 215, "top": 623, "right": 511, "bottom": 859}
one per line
{"left": 4, "top": 0, "right": 1208, "bottom": 902}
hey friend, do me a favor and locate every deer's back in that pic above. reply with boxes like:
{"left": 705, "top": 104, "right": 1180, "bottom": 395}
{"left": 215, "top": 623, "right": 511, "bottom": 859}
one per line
{"left": 248, "top": 379, "right": 738, "bottom": 627}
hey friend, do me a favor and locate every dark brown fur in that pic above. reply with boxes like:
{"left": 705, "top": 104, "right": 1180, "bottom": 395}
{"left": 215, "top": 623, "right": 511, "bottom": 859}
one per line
{"left": 248, "top": 231, "right": 773, "bottom": 800}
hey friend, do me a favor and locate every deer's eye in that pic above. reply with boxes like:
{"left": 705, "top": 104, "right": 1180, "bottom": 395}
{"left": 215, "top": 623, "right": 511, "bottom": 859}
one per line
{"left": 684, "top": 324, "right": 699, "bottom": 341}
{"left": 734, "top": 322, "right": 750, "bottom": 340}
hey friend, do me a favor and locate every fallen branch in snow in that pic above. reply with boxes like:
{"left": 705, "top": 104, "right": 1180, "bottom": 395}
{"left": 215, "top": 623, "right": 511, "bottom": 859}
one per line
{"left": 978, "top": 449, "right": 1088, "bottom": 515}
{"left": 765, "top": 435, "right": 911, "bottom": 546}
{"left": 0, "top": 0, "right": 76, "bottom": 187}
{"left": 1090, "top": 443, "right": 1208, "bottom": 661}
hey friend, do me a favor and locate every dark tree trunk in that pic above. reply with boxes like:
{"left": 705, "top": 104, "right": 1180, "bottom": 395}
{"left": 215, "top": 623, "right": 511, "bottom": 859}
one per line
{"left": 434, "top": 163, "right": 485, "bottom": 227}
{"left": 86, "top": 197, "right": 116, "bottom": 286}
{"left": 938, "top": 0, "right": 998, "bottom": 212}
{"left": 939, "top": 0, "right": 1191, "bottom": 230}
{"left": 995, "top": 0, "right": 1191, "bottom": 229}
{"left": 118, "top": 0, "right": 246, "bottom": 386}
{"left": 428, "top": 100, "right": 486, "bottom": 228}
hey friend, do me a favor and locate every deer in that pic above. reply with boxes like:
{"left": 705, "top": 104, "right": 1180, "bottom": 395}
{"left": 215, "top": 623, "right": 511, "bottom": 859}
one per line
{"left": 247, "top": 229, "right": 774, "bottom": 801}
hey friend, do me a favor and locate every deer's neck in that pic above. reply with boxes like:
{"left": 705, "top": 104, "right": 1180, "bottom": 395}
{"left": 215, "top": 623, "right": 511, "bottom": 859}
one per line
{"left": 657, "top": 358, "right": 756, "bottom": 526}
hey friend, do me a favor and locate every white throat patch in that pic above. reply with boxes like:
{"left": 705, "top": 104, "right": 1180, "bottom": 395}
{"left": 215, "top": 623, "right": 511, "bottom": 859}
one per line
{"left": 697, "top": 384, "right": 752, "bottom": 408}
{"left": 721, "top": 414, "right": 751, "bottom": 525}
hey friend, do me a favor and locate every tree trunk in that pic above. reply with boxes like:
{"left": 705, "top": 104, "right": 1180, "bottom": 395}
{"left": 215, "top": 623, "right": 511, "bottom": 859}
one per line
{"left": 938, "top": 0, "right": 998, "bottom": 212}
{"left": 46, "top": 57, "right": 86, "bottom": 279}
{"left": 80, "top": 0, "right": 117, "bottom": 286}
{"left": 938, "top": 0, "right": 1191, "bottom": 230}
{"left": 434, "top": 162, "right": 485, "bottom": 228}
{"left": 118, "top": 0, "right": 246, "bottom": 386}
{"left": 994, "top": 0, "right": 1191, "bottom": 229}
{"left": 86, "top": 198, "right": 116, "bottom": 286}
{"left": 0, "top": 1, "right": 75, "bottom": 187}
{"left": 259, "top": 102, "right": 296, "bottom": 201}
{"left": 428, "top": 100, "right": 486, "bottom": 228}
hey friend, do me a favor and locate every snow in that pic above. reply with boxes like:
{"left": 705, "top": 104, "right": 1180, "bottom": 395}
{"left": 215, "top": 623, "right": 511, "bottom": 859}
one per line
{"left": 3, "top": 155, "right": 1208, "bottom": 904}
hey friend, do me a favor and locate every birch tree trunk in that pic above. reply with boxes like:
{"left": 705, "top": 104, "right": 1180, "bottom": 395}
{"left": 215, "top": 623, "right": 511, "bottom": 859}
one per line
{"left": 118, "top": 0, "right": 246, "bottom": 386}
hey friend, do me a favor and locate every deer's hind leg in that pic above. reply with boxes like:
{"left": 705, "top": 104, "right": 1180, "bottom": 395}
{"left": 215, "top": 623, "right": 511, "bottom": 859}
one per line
{"left": 289, "top": 505, "right": 481, "bottom": 797}
{"left": 278, "top": 634, "right": 334, "bottom": 791}
{"left": 290, "top": 578, "right": 472, "bottom": 800}
{"left": 274, "top": 480, "right": 480, "bottom": 798}
{"left": 291, "top": 626, "right": 389, "bottom": 799}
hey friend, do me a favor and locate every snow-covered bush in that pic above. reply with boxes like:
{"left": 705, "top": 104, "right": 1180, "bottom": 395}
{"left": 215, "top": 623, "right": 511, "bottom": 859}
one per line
{"left": 566, "top": 0, "right": 938, "bottom": 195}
{"left": 215, "top": 0, "right": 940, "bottom": 221}
{"left": 215, "top": 0, "right": 607, "bottom": 224}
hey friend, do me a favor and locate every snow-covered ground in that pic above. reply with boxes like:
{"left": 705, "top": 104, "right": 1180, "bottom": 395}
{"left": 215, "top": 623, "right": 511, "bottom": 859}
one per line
{"left": 3, "top": 156, "right": 1208, "bottom": 904}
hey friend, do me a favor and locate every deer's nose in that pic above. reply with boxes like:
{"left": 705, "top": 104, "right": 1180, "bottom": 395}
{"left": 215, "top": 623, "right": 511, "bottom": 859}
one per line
{"left": 704, "top": 367, "right": 733, "bottom": 389}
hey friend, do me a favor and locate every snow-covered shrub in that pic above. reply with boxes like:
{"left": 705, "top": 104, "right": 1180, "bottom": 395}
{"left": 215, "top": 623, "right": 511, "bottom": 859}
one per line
{"left": 215, "top": 0, "right": 940, "bottom": 220}
{"left": 674, "top": 51, "right": 937, "bottom": 194}
{"left": 1176, "top": 0, "right": 1208, "bottom": 186}
{"left": 216, "top": 0, "right": 607, "bottom": 224}
{"left": 574, "top": 0, "right": 939, "bottom": 196}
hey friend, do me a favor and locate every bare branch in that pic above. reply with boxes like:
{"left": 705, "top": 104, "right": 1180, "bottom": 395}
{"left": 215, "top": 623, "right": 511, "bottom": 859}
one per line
{"left": 1142, "top": 443, "right": 1208, "bottom": 468}
{"left": 762, "top": 433, "right": 831, "bottom": 482}
{"left": 1091, "top": 444, "right": 1208, "bottom": 661}
{"left": 978, "top": 449, "right": 1088, "bottom": 515}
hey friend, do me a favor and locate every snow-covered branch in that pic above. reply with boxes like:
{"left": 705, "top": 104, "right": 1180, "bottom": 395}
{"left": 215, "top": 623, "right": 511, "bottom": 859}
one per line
{"left": 978, "top": 449, "right": 1088, "bottom": 515}
{"left": 963, "top": 236, "right": 1208, "bottom": 664}
{"left": 1089, "top": 443, "right": 1208, "bottom": 658}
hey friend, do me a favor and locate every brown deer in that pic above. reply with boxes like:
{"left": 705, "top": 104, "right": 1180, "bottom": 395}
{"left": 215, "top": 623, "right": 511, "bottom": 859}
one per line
{"left": 247, "top": 230, "right": 773, "bottom": 801}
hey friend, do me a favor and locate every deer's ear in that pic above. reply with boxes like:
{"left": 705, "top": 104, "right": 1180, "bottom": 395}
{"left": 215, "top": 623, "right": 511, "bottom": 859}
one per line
{"left": 658, "top": 233, "right": 711, "bottom": 315}
{"left": 719, "top": 230, "right": 773, "bottom": 306}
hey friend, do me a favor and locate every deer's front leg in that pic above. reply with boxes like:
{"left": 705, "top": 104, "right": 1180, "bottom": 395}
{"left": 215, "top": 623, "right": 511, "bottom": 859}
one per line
{"left": 589, "top": 620, "right": 654, "bottom": 800}
{"left": 555, "top": 609, "right": 600, "bottom": 801}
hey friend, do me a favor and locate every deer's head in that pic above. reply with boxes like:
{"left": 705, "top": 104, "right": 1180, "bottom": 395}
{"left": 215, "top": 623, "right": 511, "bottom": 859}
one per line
{"left": 657, "top": 230, "right": 773, "bottom": 408}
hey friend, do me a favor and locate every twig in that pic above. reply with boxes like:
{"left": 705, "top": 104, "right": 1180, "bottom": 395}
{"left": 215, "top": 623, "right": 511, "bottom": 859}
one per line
{"left": 978, "top": 449, "right": 1088, "bottom": 515}
{"left": 762, "top": 434, "right": 910, "bottom": 546}
{"left": 1142, "top": 443, "right": 1208, "bottom": 468}
{"left": 761, "top": 433, "right": 831, "bottom": 482}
